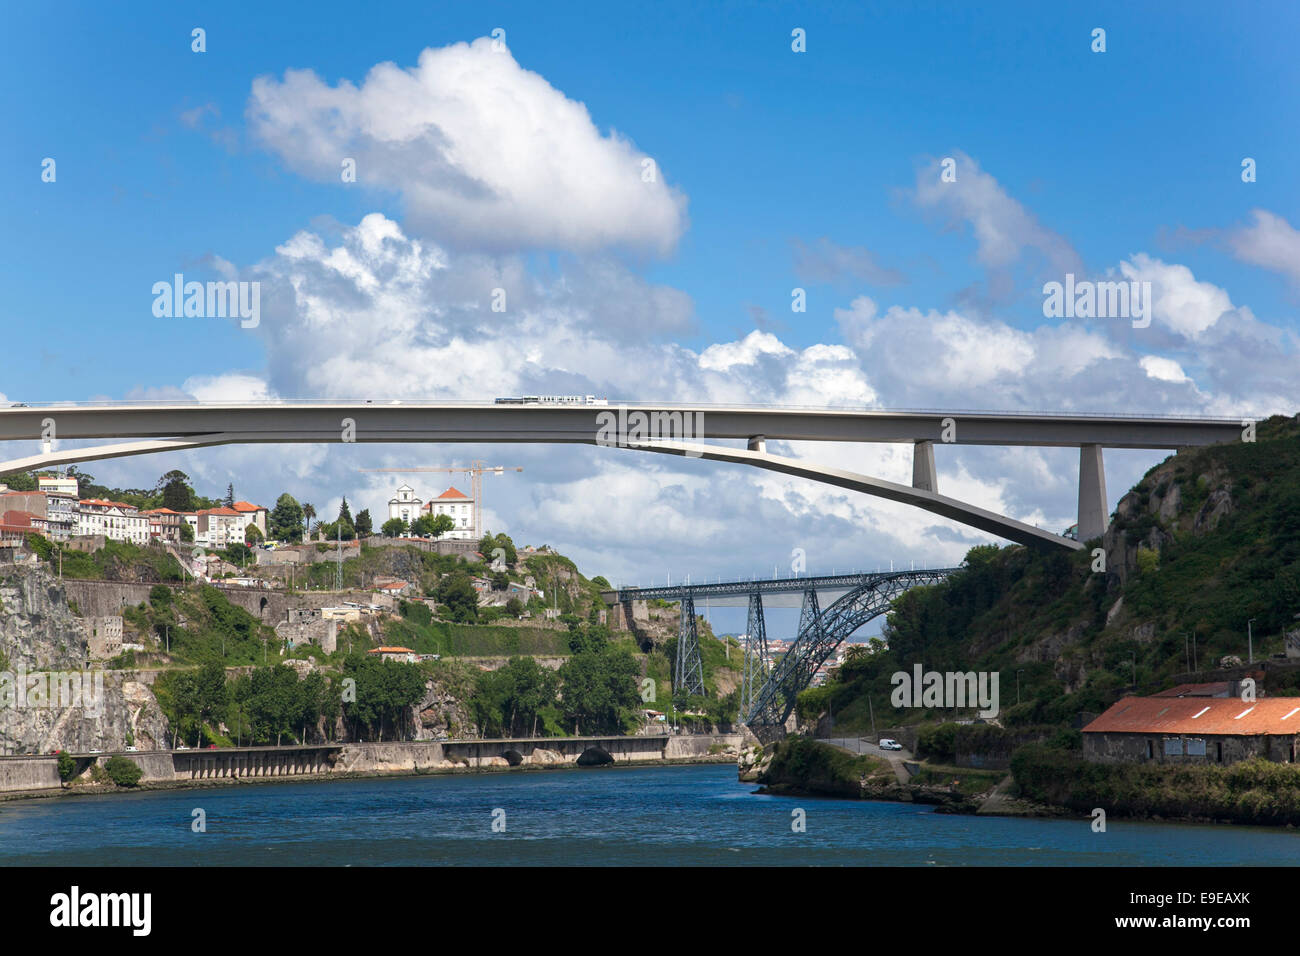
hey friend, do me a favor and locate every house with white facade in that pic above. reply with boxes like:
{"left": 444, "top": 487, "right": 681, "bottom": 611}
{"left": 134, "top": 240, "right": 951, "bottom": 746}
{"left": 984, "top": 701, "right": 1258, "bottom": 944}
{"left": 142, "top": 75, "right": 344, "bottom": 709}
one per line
{"left": 77, "top": 499, "right": 150, "bottom": 545}
{"left": 422, "top": 487, "right": 475, "bottom": 540}
{"left": 231, "top": 501, "right": 268, "bottom": 537}
{"left": 196, "top": 506, "right": 244, "bottom": 548}
{"left": 38, "top": 475, "right": 79, "bottom": 497}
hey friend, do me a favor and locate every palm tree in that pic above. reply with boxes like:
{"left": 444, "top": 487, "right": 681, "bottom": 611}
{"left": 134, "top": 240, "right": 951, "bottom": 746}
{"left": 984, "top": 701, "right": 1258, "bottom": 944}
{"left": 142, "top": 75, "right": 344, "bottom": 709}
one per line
{"left": 302, "top": 503, "right": 316, "bottom": 540}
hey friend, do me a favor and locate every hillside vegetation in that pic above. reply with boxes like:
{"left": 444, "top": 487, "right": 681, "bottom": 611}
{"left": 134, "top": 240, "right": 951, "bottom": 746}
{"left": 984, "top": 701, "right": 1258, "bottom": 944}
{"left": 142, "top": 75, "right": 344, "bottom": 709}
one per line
{"left": 800, "top": 413, "right": 1300, "bottom": 734}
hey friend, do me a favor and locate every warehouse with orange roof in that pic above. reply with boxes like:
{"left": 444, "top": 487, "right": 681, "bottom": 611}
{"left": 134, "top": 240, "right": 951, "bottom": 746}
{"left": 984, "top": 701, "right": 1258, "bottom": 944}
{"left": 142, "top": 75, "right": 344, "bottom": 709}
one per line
{"left": 1082, "top": 693, "right": 1300, "bottom": 765}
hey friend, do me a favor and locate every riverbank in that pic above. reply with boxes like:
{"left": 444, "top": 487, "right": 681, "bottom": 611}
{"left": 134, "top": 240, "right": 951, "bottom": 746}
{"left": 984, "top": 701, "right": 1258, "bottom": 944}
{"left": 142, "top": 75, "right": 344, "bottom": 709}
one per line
{"left": 1, "top": 752, "right": 738, "bottom": 803}
{"left": 0, "top": 733, "right": 742, "bottom": 801}
{"left": 744, "top": 738, "right": 1300, "bottom": 828}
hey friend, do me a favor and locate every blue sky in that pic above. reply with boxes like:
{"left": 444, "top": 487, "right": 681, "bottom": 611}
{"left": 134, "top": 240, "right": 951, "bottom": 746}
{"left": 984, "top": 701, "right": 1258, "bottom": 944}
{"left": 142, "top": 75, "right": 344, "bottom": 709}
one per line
{"left": 2, "top": 1, "right": 1298, "bottom": 621}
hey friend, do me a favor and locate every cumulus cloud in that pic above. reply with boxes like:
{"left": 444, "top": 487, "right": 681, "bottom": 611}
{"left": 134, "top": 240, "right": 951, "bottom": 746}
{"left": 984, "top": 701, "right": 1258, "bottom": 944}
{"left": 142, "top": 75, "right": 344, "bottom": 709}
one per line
{"left": 1222, "top": 209, "right": 1300, "bottom": 287}
{"left": 247, "top": 39, "right": 688, "bottom": 254}
{"left": 912, "top": 151, "right": 1081, "bottom": 280}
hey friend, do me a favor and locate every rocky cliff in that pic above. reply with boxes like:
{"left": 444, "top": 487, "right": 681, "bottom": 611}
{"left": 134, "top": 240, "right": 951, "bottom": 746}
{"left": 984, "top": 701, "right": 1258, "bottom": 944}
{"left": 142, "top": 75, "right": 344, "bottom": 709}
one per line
{"left": 0, "top": 564, "right": 171, "bottom": 754}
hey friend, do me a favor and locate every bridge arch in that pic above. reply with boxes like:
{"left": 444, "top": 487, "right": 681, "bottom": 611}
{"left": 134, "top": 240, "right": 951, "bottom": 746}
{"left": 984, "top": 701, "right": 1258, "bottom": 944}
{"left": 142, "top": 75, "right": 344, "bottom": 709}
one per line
{"left": 576, "top": 746, "right": 613, "bottom": 767}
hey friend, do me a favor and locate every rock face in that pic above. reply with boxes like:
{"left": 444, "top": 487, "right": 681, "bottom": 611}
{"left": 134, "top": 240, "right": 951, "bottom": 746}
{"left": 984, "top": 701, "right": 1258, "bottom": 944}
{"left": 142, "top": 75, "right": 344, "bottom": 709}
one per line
{"left": 0, "top": 565, "right": 170, "bottom": 754}
{"left": 413, "top": 682, "right": 478, "bottom": 740}
{"left": 0, "top": 567, "right": 89, "bottom": 671}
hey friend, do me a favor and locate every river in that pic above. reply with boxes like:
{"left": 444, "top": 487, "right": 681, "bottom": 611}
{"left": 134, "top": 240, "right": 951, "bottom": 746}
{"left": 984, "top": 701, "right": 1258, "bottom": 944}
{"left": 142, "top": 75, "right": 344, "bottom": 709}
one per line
{"left": 3, "top": 763, "right": 1300, "bottom": 866}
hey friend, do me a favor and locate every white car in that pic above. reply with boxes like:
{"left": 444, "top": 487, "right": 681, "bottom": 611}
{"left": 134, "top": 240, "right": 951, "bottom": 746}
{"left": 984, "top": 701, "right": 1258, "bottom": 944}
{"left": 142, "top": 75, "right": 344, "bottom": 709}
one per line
{"left": 878, "top": 739, "right": 903, "bottom": 751}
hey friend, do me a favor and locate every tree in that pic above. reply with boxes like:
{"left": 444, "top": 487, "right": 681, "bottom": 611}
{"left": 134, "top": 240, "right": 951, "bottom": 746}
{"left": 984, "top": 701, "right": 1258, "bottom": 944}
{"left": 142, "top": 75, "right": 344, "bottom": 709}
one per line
{"left": 429, "top": 513, "right": 455, "bottom": 539}
{"left": 410, "top": 514, "right": 437, "bottom": 537}
{"left": 225, "top": 483, "right": 235, "bottom": 507}
{"left": 505, "top": 597, "right": 525, "bottom": 618}
{"left": 338, "top": 497, "right": 353, "bottom": 526}
{"left": 245, "top": 524, "right": 264, "bottom": 546}
{"left": 484, "top": 532, "right": 516, "bottom": 568}
{"left": 179, "top": 523, "right": 194, "bottom": 543}
{"left": 269, "top": 493, "right": 305, "bottom": 543}
{"left": 558, "top": 629, "right": 640, "bottom": 735}
{"left": 302, "top": 503, "right": 316, "bottom": 538}
{"left": 354, "top": 508, "right": 373, "bottom": 537}
{"left": 158, "top": 470, "right": 195, "bottom": 512}
{"left": 105, "top": 756, "right": 143, "bottom": 787}
{"left": 382, "top": 517, "right": 408, "bottom": 538}
{"left": 437, "top": 572, "right": 479, "bottom": 623}
{"left": 492, "top": 571, "right": 509, "bottom": 591}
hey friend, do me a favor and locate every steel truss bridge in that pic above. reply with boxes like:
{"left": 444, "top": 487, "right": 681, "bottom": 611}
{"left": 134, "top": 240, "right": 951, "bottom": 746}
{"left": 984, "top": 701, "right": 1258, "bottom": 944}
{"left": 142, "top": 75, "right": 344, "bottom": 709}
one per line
{"left": 607, "top": 567, "right": 956, "bottom": 726}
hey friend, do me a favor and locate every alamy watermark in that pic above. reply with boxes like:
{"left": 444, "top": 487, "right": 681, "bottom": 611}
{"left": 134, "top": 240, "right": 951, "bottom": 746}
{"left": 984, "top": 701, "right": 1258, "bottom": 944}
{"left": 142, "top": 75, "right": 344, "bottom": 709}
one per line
{"left": 890, "top": 665, "right": 999, "bottom": 718}
{"left": 1043, "top": 274, "right": 1151, "bottom": 329}
{"left": 595, "top": 406, "right": 706, "bottom": 457}
{"left": 152, "top": 273, "right": 260, "bottom": 328}
{"left": 0, "top": 666, "right": 105, "bottom": 717}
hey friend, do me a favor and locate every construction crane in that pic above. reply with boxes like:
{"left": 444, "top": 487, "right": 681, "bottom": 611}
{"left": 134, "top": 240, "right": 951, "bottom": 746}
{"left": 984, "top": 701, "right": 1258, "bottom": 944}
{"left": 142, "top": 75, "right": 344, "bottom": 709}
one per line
{"left": 358, "top": 461, "right": 522, "bottom": 539}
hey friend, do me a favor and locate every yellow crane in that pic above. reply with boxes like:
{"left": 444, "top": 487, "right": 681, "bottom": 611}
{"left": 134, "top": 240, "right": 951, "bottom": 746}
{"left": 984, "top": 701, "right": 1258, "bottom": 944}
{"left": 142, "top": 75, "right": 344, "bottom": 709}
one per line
{"left": 358, "top": 461, "right": 522, "bottom": 538}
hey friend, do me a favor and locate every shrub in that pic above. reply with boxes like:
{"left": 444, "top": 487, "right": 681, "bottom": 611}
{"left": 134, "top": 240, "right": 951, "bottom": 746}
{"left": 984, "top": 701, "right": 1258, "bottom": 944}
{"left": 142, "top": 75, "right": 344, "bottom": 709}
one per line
{"left": 56, "top": 751, "right": 75, "bottom": 781}
{"left": 104, "top": 756, "right": 143, "bottom": 787}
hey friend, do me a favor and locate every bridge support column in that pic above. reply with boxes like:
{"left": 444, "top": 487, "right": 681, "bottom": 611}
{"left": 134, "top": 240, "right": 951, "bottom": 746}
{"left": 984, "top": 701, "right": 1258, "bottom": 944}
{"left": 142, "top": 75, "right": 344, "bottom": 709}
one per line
{"left": 747, "top": 435, "right": 766, "bottom": 454}
{"left": 674, "top": 594, "right": 705, "bottom": 699}
{"left": 741, "top": 592, "right": 769, "bottom": 723}
{"left": 1078, "top": 444, "right": 1108, "bottom": 543}
{"left": 912, "top": 440, "right": 937, "bottom": 493}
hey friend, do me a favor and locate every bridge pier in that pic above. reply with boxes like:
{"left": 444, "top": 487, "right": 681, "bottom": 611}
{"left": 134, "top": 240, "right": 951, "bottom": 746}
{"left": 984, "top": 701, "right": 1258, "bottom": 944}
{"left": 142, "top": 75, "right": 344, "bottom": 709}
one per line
{"left": 747, "top": 435, "right": 766, "bottom": 453}
{"left": 912, "top": 440, "right": 937, "bottom": 493}
{"left": 1077, "top": 444, "right": 1109, "bottom": 543}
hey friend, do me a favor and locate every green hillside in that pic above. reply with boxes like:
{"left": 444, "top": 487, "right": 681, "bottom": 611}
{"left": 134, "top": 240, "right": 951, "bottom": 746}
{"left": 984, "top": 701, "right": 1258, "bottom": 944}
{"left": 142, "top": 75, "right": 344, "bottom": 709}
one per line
{"left": 800, "top": 413, "right": 1300, "bottom": 734}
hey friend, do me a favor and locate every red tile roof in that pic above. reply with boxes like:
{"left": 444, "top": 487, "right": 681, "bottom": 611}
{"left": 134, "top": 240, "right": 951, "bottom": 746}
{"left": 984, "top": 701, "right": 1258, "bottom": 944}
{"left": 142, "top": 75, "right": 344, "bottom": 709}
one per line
{"left": 436, "top": 487, "right": 470, "bottom": 500}
{"left": 80, "top": 498, "right": 136, "bottom": 509}
{"left": 231, "top": 501, "right": 264, "bottom": 512}
{"left": 369, "top": 646, "right": 416, "bottom": 654}
{"left": 1083, "top": 696, "right": 1300, "bottom": 736}
{"left": 199, "top": 507, "right": 242, "bottom": 516}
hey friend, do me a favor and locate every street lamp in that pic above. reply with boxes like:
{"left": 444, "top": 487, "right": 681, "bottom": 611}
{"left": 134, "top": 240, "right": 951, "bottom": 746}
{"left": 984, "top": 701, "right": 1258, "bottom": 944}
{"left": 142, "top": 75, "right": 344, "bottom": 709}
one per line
{"left": 1248, "top": 618, "right": 1256, "bottom": 664}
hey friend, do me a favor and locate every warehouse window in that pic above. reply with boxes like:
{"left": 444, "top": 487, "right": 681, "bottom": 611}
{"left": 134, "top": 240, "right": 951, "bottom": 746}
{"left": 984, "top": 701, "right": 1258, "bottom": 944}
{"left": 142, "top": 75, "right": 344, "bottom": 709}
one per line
{"left": 1163, "top": 738, "right": 1184, "bottom": 756}
{"left": 1185, "top": 738, "right": 1207, "bottom": 756}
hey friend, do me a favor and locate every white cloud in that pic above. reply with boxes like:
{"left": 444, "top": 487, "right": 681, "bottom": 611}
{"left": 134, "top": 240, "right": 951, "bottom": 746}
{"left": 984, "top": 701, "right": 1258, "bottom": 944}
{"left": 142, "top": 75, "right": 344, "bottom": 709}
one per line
{"left": 912, "top": 151, "right": 1080, "bottom": 277}
{"left": 1139, "top": 355, "right": 1189, "bottom": 384}
{"left": 1121, "top": 253, "right": 1236, "bottom": 341}
{"left": 247, "top": 39, "right": 687, "bottom": 254}
{"left": 1223, "top": 209, "right": 1300, "bottom": 287}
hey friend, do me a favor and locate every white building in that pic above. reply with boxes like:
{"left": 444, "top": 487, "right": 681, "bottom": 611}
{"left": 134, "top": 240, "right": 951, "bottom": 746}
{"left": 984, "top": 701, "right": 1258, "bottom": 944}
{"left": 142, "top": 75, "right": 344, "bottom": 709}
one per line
{"left": 422, "top": 487, "right": 475, "bottom": 540}
{"left": 196, "top": 506, "right": 244, "bottom": 548}
{"left": 44, "top": 492, "right": 77, "bottom": 540}
{"left": 231, "top": 501, "right": 268, "bottom": 537}
{"left": 77, "top": 499, "right": 150, "bottom": 545}
{"left": 388, "top": 484, "right": 423, "bottom": 525}
{"left": 38, "top": 475, "right": 79, "bottom": 497}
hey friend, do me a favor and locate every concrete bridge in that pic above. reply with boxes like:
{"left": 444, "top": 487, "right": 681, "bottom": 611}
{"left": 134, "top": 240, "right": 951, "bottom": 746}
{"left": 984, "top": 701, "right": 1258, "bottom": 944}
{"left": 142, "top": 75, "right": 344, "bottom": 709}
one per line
{"left": 0, "top": 400, "right": 1245, "bottom": 550}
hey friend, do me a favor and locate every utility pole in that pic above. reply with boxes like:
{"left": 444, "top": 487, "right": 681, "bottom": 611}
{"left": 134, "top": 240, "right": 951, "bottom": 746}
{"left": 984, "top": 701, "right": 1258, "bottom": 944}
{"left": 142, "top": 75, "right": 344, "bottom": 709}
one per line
{"left": 1248, "top": 618, "right": 1256, "bottom": 664}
